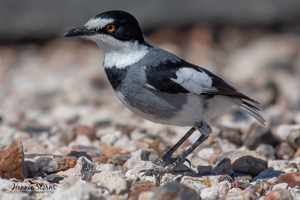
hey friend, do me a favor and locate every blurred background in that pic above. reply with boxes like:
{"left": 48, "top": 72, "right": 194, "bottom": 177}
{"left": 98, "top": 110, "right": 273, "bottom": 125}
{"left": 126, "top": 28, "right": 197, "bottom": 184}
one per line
{"left": 0, "top": 0, "right": 300, "bottom": 157}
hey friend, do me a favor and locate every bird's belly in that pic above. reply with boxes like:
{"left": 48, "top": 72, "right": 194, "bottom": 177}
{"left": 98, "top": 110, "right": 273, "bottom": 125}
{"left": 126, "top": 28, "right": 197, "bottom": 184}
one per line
{"left": 115, "top": 89, "right": 207, "bottom": 126}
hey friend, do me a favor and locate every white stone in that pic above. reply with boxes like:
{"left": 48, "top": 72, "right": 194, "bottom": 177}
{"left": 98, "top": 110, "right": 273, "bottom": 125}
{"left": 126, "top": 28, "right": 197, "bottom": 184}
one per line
{"left": 272, "top": 183, "right": 289, "bottom": 191}
{"left": 92, "top": 171, "right": 130, "bottom": 195}
{"left": 200, "top": 187, "right": 219, "bottom": 200}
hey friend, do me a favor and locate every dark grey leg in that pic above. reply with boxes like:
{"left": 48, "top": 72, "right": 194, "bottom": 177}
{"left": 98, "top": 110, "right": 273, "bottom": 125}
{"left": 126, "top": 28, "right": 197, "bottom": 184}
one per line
{"left": 164, "top": 121, "right": 212, "bottom": 171}
{"left": 156, "top": 127, "right": 196, "bottom": 165}
{"left": 142, "top": 121, "right": 212, "bottom": 175}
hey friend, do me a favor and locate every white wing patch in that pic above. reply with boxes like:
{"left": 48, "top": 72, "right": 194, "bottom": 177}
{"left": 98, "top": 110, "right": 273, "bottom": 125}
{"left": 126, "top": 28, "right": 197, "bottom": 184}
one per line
{"left": 171, "top": 68, "right": 213, "bottom": 94}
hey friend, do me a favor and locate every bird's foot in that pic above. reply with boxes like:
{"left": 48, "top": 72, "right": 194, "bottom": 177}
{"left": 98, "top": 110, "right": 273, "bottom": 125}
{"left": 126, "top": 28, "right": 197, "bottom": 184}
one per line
{"left": 139, "top": 157, "right": 192, "bottom": 176}
{"left": 140, "top": 164, "right": 173, "bottom": 176}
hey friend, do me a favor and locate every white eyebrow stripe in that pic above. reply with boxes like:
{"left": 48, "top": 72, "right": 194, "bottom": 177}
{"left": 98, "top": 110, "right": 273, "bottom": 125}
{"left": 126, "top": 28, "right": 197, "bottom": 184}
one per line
{"left": 84, "top": 18, "right": 114, "bottom": 29}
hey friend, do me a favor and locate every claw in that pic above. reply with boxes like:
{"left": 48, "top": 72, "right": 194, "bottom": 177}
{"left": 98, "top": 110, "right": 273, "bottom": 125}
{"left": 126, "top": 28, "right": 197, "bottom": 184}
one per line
{"left": 184, "top": 158, "right": 192, "bottom": 167}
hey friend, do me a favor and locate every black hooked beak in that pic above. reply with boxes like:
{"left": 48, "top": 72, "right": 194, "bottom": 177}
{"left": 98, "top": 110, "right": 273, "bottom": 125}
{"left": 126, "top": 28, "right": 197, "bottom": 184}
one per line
{"left": 64, "top": 26, "right": 96, "bottom": 37}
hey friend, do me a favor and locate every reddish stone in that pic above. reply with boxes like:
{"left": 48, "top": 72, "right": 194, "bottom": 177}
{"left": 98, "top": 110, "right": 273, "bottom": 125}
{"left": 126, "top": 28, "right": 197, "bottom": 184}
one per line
{"left": 264, "top": 189, "right": 293, "bottom": 200}
{"left": 129, "top": 180, "right": 157, "bottom": 200}
{"left": 0, "top": 139, "right": 25, "bottom": 180}
{"left": 101, "top": 144, "right": 123, "bottom": 157}
{"left": 65, "top": 124, "right": 97, "bottom": 143}
{"left": 277, "top": 172, "right": 300, "bottom": 187}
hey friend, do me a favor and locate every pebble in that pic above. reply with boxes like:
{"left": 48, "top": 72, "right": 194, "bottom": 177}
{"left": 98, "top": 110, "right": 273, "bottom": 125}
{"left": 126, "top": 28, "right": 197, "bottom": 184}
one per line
{"left": 152, "top": 181, "right": 200, "bottom": 200}
{"left": 289, "top": 187, "right": 300, "bottom": 200}
{"left": 65, "top": 124, "right": 97, "bottom": 144}
{"left": 275, "top": 124, "right": 300, "bottom": 149}
{"left": 243, "top": 124, "right": 273, "bottom": 149}
{"left": 25, "top": 154, "right": 77, "bottom": 174}
{"left": 129, "top": 181, "right": 157, "bottom": 200}
{"left": 125, "top": 161, "right": 157, "bottom": 183}
{"left": 277, "top": 172, "right": 300, "bottom": 187}
{"left": 200, "top": 187, "right": 219, "bottom": 200}
{"left": 180, "top": 175, "right": 220, "bottom": 194}
{"left": 264, "top": 188, "right": 293, "bottom": 200}
{"left": 44, "top": 174, "right": 64, "bottom": 183}
{"left": 216, "top": 180, "right": 231, "bottom": 198}
{"left": 46, "top": 180, "right": 108, "bottom": 200}
{"left": 272, "top": 182, "right": 289, "bottom": 190}
{"left": 58, "top": 157, "right": 95, "bottom": 181}
{"left": 123, "top": 149, "right": 159, "bottom": 169}
{"left": 275, "top": 142, "right": 295, "bottom": 159}
{"left": 0, "top": 178, "right": 15, "bottom": 191}
{"left": 0, "top": 139, "right": 25, "bottom": 180}
{"left": 91, "top": 171, "right": 131, "bottom": 195}
{"left": 223, "top": 150, "right": 268, "bottom": 175}
{"left": 211, "top": 158, "right": 233, "bottom": 175}
{"left": 226, "top": 188, "right": 243, "bottom": 199}
{"left": 219, "top": 127, "right": 242, "bottom": 146}
{"left": 254, "top": 168, "right": 284, "bottom": 180}
{"left": 196, "top": 147, "right": 218, "bottom": 164}
{"left": 0, "top": 193, "right": 31, "bottom": 200}
{"left": 255, "top": 144, "right": 276, "bottom": 160}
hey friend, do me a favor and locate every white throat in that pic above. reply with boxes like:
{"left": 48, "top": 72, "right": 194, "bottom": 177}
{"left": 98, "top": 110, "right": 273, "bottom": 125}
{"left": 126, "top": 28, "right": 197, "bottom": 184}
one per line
{"left": 90, "top": 34, "right": 149, "bottom": 69}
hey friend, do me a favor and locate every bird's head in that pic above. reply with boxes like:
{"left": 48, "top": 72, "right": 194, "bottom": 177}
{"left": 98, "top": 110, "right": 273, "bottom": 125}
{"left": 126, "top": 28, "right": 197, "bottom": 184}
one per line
{"left": 64, "top": 10, "right": 147, "bottom": 51}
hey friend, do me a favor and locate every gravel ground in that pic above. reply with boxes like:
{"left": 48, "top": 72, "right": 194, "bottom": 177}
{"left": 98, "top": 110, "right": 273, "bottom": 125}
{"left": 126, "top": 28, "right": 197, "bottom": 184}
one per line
{"left": 0, "top": 27, "right": 299, "bottom": 200}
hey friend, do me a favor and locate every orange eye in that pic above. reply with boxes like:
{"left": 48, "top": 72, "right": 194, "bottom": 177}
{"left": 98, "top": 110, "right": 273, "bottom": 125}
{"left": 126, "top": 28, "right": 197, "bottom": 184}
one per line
{"left": 106, "top": 24, "right": 116, "bottom": 33}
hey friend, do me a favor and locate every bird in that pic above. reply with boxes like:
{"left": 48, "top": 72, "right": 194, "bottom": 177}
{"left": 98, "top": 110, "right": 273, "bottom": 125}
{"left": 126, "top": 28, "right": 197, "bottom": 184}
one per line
{"left": 64, "top": 10, "right": 265, "bottom": 175}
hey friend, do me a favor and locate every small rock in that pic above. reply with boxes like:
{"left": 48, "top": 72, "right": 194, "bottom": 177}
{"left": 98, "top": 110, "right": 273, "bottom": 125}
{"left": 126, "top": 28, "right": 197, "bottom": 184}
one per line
{"left": 124, "top": 149, "right": 159, "bottom": 169}
{"left": 51, "top": 105, "right": 79, "bottom": 124}
{"left": 58, "top": 157, "right": 95, "bottom": 181}
{"left": 242, "top": 186, "right": 264, "bottom": 199}
{"left": 125, "top": 161, "right": 157, "bottom": 183}
{"left": 0, "top": 178, "right": 15, "bottom": 191}
{"left": 67, "top": 151, "right": 92, "bottom": 161}
{"left": 275, "top": 142, "right": 295, "bottom": 159}
{"left": 219, "top": 127, "right": 242, "bottom": 146}
{"left": 243, "top": 124, "right": 275, "bottom": 149}
{"left": 95, "top": 163, "right": 120, "bottom": 172}
{"left": 226, "top": 188, "right": 243, "bottom": 199}
{"left": 44, "top": 174, "right": 64, "bottom": 183}
{"left": 101, "top": 144, "right": 123, "bottom": 157}
{"left": 180, "top": 175, "right": 220, "bottom": 193}
{"left": 289, "top": 187, "right": 300, "bottom": 200}
{"left": 212, "top": 158, "right": 233, "bottom": 175}
{"left": 272, "top": 183, "right": 289, "bottom": 190}
{"left": 277, "top": 172, "right": 300, "bottom": 187}
{"left": 294, "top": 147, "right": 300, "bottom": 158}
{"left": 138, "top": 191, "right": 154, "bottom": 200}
{"left": 197, "top": 148, "right": 218, "bottom": 164}
{"left": 92, "top": 171, "right": 131, "bottom": 195}
{"left": 65, "top": 124, "right": 96, "bottom": 143}
{"left": 255, "top": 144, "right": 275, "bottom": 160}
{"left": 223, "top": 150, "right": 267, "bottom": 176}
{"left": 129, "top": 181, "right": 157, "bottom": 200}
{"left": 152, "top": 181, "right": 200, "bottom": 200}
{"left": 0, "top": 139, "right": 25, "bottom": 180}
{"left": 254, "top": 168, "right": 284, "bottom": 180}
{"left": 46, "top": 180, "right": 107, "bottom": 200}
{"left": 233, "top": 174, "right": 253, "bottom": 184}
{"left": 0, "top": 193, "right": 31, "bottom": 200}
{"left": 25, "top": 154, "right": 77, "bottom": 174}
{"left": 268, "top": 160, "right": 289, "bottom": 170}
{"left": 69, "top": 145, "right": 101, "bottom": 158}
{"left": 191, "top": 157, "right": 211, "bottom": 169}
{"left": 216, "top": 180, "right": 231, "bottom": 198}
{"left": 275, "top": 124, "right": 300, "bottom": 149}
{"left": 264, "top": 188, "right": 293, "bottom": 200}
{"left": 200, "top": 187, "right": 219, "bottom": 200}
